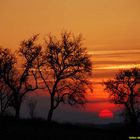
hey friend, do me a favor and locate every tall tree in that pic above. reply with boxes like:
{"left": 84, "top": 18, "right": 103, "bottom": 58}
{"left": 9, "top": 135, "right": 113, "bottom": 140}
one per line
{"left": 0, "top": 35, "right": 42, "bottom": 119}
{"left": 38, "top": 32, "right": 92, "bottom": 122}
{"left": 104, "top": 68, "right": 140, "bottom": 125}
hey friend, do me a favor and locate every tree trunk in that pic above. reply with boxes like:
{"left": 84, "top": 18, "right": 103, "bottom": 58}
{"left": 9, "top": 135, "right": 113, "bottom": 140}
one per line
{"left": 0, "top": 110, "right": 4, "bottom": 118}
{"left": 131, "top": 115, "right": 138, "bottom": 127}
{"left": 47, "top": 80, "right": 59, "bottom": 123}
{"left": 130, "top": 92, "right": 137, "bottom": 125}
{"left": 47, "top": 108, "right": 54, "bottom": 123}
{"left": 47, "top": 95, "right": 54, "bottom": 123}
{"left": 15, "top": 104, "right": 21, "bottom": 120}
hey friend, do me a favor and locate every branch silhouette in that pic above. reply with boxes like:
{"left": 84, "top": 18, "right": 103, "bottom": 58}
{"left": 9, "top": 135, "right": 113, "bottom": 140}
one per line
{"left": 37, "top": 32, "right": 92, "bottom": 122}
{"left": 104, "top": 68, "right": 140, "bottom": 125}
{"left": 0, "top": 35, "right": 43, "bottom": 119}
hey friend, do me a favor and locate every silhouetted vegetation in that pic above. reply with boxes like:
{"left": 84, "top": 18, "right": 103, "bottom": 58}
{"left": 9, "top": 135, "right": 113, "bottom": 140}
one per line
{"left": 0, "top": 35, "right": 43, "bottom": 119}
{"left": 0, "top": 32, "right": 92, "bottom": 122}
{"left": 0, "top": 32, "right": 139, "bottom": 140}
{"left": 36, "top": 32, "right": 92, "bottom": 122}
{"left": 27, "top": 96, "right": 37, "bottom": 119}
{"left": 0, "top": 82, "right": 11, "bottom": 117}
{"left": 104, "top": 68, "right": 140, "bottom": 125}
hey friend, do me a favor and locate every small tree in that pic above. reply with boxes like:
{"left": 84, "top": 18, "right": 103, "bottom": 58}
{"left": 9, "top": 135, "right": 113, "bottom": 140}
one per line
{"left": 104, "top": 68, "right": 140, "bottom": 125}
{"left": 38, "top": 32, "right": 92, "bottom": 122}
{"left": 0, "top": 47, "right": 17, "bottom": 117}
{"left": 0, "top": 35, "right": 43, "bottom": 119}
{"left": 27, "top": 97, "right": 37, "bottom": 119}
{"left": 0, "top": 83, "right": 12, "bottom": 117}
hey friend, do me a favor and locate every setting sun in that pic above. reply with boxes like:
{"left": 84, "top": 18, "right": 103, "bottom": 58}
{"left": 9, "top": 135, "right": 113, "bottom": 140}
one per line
{"left": 0, "top": 0, "right": 140, "bottom": 139}
{"left": 99, "top": 109, "right": 114, "bottom": 119}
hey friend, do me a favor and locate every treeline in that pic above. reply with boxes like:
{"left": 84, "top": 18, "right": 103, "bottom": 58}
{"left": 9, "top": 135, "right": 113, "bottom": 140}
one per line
{"left": 0, "top": 32, "right": 92, "bottom": 122}
{"left": 0, "top": 32, "right": 140, "bottom": 125}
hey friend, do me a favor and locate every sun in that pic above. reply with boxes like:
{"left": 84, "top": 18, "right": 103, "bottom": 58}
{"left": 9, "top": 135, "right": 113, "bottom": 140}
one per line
{"left": 99, "top": 109, "right": 113, "bottom": 119}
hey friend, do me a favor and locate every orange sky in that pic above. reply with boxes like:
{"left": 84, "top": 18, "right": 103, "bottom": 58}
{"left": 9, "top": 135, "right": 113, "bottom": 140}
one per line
{"left": 1, "top": 0, "right": 140, "bottom": 121}
{"left": 1, "top": 0, "right": 140, "bottom": 51}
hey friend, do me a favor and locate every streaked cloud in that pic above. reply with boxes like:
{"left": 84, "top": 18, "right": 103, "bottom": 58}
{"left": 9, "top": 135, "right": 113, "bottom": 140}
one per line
{"left": 94, "top": 64, "right": 140, "bottom": 70}
{"left": 89, "top": 49, "right": 140, "bottom": 70}
{"left": 89, "top": 49, "right": 140, "bottom": 55}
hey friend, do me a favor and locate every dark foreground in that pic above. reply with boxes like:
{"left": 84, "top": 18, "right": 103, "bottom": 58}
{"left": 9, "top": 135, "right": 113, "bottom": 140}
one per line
{"left": 0, "top": 118, "right": 140, "bottom": 140}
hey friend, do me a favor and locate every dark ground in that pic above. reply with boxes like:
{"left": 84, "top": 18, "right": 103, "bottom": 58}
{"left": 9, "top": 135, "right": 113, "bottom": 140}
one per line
{"left": 0, "top": 118, "right": 139, "bottom": 140}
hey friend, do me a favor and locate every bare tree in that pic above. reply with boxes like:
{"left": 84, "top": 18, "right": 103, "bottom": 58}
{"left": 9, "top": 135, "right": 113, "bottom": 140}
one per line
{"left": 0, "top": 47, "right": 18, "bottom": 117}
{"left": 38, "top": 32, "right": 92, "bottom": 122}
{"left": 104, "top": 68, "right": 140, "bottom": 125}
{"left": 0, "top": 83, "right": 12, "bottom": 117}
{"left": 27, "top": 96, "right": 37, "bottom": 119}
{"left": 0, "top": 35, "right": 43, "bottom": 119}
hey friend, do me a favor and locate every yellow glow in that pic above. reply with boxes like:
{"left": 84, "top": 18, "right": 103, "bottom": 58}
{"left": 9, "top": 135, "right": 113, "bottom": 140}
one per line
{"left": 94, "top": 64, "right": 140, "bottom": 70}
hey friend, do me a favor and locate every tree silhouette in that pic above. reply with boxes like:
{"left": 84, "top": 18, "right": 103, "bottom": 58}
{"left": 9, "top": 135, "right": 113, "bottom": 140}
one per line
{"left": 104, "top": 68, "right": 140, "bottom": 125}
{"left": 38, "top": 32, "right": 92, "bottom": 122}
{"left": 0, "top": 47, "right": 17, "bottom": 117}
{"left": 0, "top": 83, "right": 12, "bottom": 117}
{"left": 27, "top": 96, "right": 37, "bottom": 119}
{"left": 0, "top": 35, "right": 43, "bottom": 119}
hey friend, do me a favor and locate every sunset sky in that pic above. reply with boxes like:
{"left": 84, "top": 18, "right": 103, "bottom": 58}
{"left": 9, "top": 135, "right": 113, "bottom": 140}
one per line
{"left": 1, "top": 0, "right": 140, "bottom": 123}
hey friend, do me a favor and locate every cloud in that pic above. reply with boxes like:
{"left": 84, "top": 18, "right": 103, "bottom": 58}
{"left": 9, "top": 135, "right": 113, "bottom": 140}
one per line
{"left": 94, "top": 60, "right": 140, "bottom": 65}
{"left": 87, "top": 98, "right": 110, "bottom": 104}
{"left": 90, "top": 49, "right": 140, "bottom": 70}
{"left": 94, "top": 64, "right": 140, "bottom": 70}
{"left": 89, "top": 49, "right": 140, "bottom": 55}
